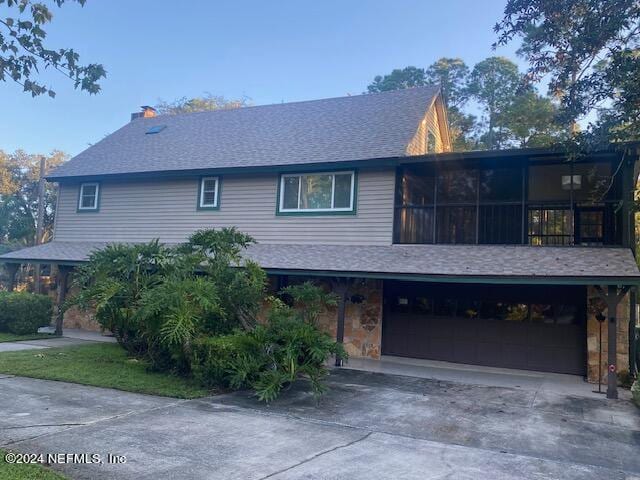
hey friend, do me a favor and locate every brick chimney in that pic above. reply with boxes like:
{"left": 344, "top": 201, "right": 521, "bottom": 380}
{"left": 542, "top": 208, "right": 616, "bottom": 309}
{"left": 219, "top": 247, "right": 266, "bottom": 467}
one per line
{"left": 130, "top": 105, "right": 157, "bottom": 121}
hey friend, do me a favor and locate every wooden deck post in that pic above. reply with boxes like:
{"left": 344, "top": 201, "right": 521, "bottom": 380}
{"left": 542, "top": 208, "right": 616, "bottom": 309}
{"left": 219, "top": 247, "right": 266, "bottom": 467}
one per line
{"left": 54, "top": 265, "right": 73, "bottom": 336}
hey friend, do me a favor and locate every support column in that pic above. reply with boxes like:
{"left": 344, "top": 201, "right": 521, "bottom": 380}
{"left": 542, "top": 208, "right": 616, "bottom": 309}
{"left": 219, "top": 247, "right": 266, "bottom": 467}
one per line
{"left": 4, "top": 263, "right": 19, "bottom": 292}
{"left": 331, "top": 278, "right": 350, "bottom": 367}
{"left": 54, "top": 265, "right": 73, "bottom": 336}
{"left": 606, "top": 285, "right": 618, "bottom": 399}
{"left": 630, "top": 287, "right": 637, "bottom": 376}
{"left": 596, "top": 284, "right": 631, "bottom": 400}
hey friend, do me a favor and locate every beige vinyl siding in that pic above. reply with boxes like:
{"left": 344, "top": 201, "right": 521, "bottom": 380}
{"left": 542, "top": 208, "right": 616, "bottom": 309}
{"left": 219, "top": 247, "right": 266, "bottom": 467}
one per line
{"left": 53, "top": 168, "right": 396, "bottom": 245}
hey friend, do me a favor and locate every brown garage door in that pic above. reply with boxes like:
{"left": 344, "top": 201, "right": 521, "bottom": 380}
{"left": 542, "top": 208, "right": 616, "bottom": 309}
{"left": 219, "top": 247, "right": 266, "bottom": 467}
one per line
{"left": 382, "top": 282, "right": 587, "bottom": 375}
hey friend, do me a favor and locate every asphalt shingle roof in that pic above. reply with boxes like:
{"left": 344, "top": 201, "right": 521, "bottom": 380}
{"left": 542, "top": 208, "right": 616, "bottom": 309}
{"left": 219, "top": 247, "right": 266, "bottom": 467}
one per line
{"left": 2, "top": 241, "right": 639, "bottom": 281}
{"left": 48, "top": 86, "right": 440, "bottom": 180}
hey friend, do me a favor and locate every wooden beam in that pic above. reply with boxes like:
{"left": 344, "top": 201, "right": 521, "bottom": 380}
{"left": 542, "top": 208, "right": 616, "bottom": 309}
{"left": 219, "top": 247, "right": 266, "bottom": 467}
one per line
{"left": 54, "top": 265, "right": 73, "bottom": 336}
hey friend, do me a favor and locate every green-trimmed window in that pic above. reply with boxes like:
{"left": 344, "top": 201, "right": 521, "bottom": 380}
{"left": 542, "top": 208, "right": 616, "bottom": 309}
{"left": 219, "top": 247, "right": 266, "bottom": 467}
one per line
{"left": 198, "top": 176, "right": 220, "bottom": 209}
{"left": 278, "top": 171, "right": 355, "bottom": 213}
{"left": 78, "top": 182, "right": 99, "bottom": 211}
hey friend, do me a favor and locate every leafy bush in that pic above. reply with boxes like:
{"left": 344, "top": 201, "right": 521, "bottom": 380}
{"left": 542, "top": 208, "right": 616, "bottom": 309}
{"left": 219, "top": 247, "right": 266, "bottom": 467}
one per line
{"left": 191, "top": 291, "right": 347, "bottom": 402}
{"left": 71, "top": 228, "right": 266, "bottom": 371}
{"left": 0, "top": 292, "right": 52, "bottom": 334}
{"left": 632, "top": 380, "right": 640, "bottom": 408}
{"left": 72, "top": 229, "right": 345, "bottom": 402}
{"left": 618, "top": 370, "right": 634, "bottom": 389}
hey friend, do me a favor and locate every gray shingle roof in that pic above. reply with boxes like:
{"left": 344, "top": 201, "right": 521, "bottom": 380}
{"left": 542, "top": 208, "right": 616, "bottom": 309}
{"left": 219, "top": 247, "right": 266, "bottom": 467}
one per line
{"left": 2, "top": 241, "right": 639, "bottom": 282}
{"left": 48, "top": 86, "right": 440, "bottom": 180}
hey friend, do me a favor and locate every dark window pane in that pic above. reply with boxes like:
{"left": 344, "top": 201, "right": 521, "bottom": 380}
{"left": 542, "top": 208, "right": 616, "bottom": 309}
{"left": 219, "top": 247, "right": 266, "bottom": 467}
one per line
{"left": 578, "top": 209, "right": 603, "bottom": 245}
{"left": 333, "top": 174, "right": 352, "bottom": 208}
{"left": 397, "top": 171, "right": 435, "bottom": 206}
{"left": 436, "top": 206, "right": 476, "bottom": 244}
{"left": 203, "top": 190, "right": 216, "bottom": 205}
{"left": 394, "top": 207, "right": 434, "bottom": 243}
{"left": 201, "top": 179, "right": 217, "bottom": 206}
{"left": 528, "top": 164, "right": 571, "bottom": 201}
{"left": 80, "top": 185, "right": 97, "bottom": 208}
{"left": 282, "top": 177, "right": 299, "bottom": 209}
{"left": 437, "top": 169, "right": 477, "bottom": 202}
{"left": 478, "top": 204, "right": 522, "bottom": 244}
{"left": 528, "top": 208, "right": 572, "bottom": 245}
{"left": 300, "top": 174, "right": 332, "bottom": 209}
{"left": 480, "top": 168, "right": 522, "bottom": 201}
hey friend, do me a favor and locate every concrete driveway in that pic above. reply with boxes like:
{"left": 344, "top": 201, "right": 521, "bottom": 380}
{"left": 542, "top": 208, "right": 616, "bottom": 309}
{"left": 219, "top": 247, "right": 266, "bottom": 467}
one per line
{"left": 1, "top": 369, "right": 639, "bottom": 479}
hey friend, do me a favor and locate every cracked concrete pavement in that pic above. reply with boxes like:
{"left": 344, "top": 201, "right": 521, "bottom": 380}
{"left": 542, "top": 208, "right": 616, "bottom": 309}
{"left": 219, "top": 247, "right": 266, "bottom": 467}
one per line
{"left": 1, "top": 369, "right": 639, "bottom": 479}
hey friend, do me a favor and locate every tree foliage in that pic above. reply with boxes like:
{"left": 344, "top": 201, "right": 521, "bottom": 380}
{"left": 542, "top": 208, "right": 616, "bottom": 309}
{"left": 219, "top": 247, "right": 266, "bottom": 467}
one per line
{"left": 467, "top": 56, "right": 522, "bottom": 149}
{"left": 500, "top": 91, "right": 566, "bottom": 147}
{"left": 495, "top": 0, "right": 640, "bottom": 146}
{"left": 154, "top": 93, "right": 250, "bottom": 115}
{"left": 366, "top": 66, "right": 427, "bottom": 93}
{"left": 366, "top": 56, "right": 565, "bottom": 151}
{"left": 0, "top": 0, "right": 105, "bottom": 97}
{"left": 0, "top": 150, "right": 67, "bottom": 249}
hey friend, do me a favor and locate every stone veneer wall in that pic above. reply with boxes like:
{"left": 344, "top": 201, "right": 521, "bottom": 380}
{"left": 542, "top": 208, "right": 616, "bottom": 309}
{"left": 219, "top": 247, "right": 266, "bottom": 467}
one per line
{"left": 48, "top": 268, "right": 102, "bottom": 332}
{"left": 258, "top": 277, "right": 384, "bottom": 360}
{"left": 586, "top": 286, "right": 630, "bottom": 383}
{"left": 315, "top": 279, "right": 383, "bottom": 359}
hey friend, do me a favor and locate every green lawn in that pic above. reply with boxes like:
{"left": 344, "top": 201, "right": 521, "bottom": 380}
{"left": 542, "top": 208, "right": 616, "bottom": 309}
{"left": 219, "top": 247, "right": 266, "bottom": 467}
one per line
{"left": 0, "top": 449, "right": 67, "bottom": 480}
{"left": 0, "top": 332, "right": 57, "bottom": 343}
{"left": 0, "top": 343, "right": 210, "bottom": 399}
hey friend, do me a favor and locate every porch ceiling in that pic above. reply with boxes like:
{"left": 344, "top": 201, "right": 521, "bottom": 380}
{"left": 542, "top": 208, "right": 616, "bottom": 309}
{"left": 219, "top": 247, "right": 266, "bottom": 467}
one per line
{"left": 1, "top": 241, "right": 639, "bottom": 285}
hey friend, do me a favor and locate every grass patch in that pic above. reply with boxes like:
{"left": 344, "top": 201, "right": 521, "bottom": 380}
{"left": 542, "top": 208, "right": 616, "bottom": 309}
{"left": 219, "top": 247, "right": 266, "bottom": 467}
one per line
{"left": 0, "top": 333, "right": 57, "bottom": 343}
{"left": 0, "top": 343, "right": 210, "bottom": 399}
{"left": 0, "top": 449, "right": 67, "bottom": 480}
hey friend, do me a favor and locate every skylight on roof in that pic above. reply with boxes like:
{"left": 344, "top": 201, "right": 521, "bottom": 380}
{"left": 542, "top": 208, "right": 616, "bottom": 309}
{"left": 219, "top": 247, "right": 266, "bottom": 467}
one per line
{"left": 146, "top": 125, "right": 166, "bottom": 135}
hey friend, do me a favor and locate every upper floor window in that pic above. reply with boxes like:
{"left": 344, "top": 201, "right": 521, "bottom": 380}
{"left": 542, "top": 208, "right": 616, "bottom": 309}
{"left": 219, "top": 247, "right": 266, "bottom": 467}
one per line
{"left": 198, "top": 177, "right": 220, "bottom": 209}
{"left": 278, "top": 171, "right": 356, "bottom": 214}
{"left": 78, "top": 183, "right": 100, "bottom": 211}
{"left": 426, "top": 129, "right": 437, "bottom": 153}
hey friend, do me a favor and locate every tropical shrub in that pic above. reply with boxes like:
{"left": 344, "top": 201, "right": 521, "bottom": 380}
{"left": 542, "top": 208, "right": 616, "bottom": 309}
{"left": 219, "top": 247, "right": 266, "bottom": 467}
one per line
{"left": 71, "top": 228, "right": 266, "bottom": 370}
{"left": 618, "top": 370, "right": 634, "bottom": 389}
{"left": 0, "top": 291, "right": 52, "bottom": 334}
{"left": 72, "top": 229, "right": 345, "bottom": 401}
{"left": 191, "top": 290, "right": 347, "bottom": 402}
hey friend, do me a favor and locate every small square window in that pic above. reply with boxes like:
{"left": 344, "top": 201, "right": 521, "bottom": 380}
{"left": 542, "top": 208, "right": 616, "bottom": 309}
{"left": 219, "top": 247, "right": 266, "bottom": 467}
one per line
{"left": 78, "top": 183, "right": 99, "bottom": 211}
{"left": 198, "top": 177, "right": 220, "bottom": 209}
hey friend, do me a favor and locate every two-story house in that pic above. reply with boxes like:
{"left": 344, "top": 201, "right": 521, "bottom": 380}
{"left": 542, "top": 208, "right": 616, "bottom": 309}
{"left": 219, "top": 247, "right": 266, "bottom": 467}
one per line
{"left": 2, "top": 86, "right": 639, "bottom": 399}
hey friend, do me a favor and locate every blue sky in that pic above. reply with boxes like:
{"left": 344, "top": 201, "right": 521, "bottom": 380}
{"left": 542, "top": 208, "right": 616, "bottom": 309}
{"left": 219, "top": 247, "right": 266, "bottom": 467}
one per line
{"left": 0, "top": 0, "right": 520, "bottom": 156}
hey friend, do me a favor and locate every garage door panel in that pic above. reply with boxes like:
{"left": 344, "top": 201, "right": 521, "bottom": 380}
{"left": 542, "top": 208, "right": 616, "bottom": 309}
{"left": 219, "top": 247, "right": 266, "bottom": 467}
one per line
{"left": 452, "top": 340, "right": 478, "bottom": 364}
{"left": 382, "top": 283, "right": 586, "bottom": 376}
{"left": 383, "top": 316, "right": 586, "bottom": 375}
